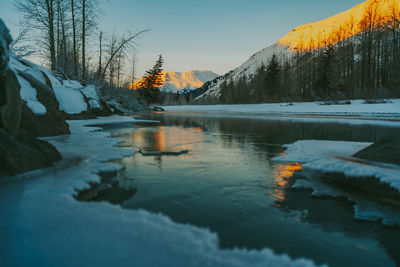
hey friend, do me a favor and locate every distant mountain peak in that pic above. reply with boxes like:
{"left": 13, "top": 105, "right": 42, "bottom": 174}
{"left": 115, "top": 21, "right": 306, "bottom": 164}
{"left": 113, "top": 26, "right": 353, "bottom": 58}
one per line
{"left": 131, "top": 70, "right": 219, "bottom": 93}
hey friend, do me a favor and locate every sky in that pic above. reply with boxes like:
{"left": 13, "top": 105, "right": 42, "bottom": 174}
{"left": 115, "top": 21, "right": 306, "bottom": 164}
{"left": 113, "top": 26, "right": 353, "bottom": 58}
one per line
{"left": 0, "top": 0, "right": 365, "bottom": 77}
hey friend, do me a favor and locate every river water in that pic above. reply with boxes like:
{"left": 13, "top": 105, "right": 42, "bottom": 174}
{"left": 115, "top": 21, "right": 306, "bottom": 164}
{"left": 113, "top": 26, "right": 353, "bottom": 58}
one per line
{"left": 101, "top": 113, "right": 400, "bottom": 267}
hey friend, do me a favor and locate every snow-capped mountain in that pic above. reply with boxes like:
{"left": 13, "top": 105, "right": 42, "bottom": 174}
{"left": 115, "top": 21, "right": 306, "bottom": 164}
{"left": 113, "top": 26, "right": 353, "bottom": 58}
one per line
{"left": 197, "top": 0, "right": 399, "bottom": 100}
{"left": 132, "top": 70, "right": 219, "bottom": 93}
{"left": 278, "top": 0, "right": 398, "bottom": 51}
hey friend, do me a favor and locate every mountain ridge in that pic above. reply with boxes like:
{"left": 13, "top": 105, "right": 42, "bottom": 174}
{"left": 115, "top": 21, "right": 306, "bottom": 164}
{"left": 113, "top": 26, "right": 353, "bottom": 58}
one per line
{"left": 196, "top": 0, "right": 400, "bottom": 101}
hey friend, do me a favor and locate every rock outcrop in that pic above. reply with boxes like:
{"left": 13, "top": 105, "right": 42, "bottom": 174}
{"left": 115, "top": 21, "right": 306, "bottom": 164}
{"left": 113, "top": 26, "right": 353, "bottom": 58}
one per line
{"left": 18, "top": 71, "right": 70, "bottom": 136}
{"left": 0, "top": 129, "right": 61, "bottom": 177}
{"left": 0, "top": 19, "right": 61, "bottom": 178}
{"left": 0, "top": 21, "right": 22, "bottom": 135}
{"left": 354, "top": 138, "right": 400, "bottom": 165}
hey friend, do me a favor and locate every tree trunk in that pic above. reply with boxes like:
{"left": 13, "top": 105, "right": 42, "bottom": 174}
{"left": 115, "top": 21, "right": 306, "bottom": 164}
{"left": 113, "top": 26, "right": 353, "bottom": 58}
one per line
{"left": 47, "top": 0, "right": 56, "bottom": 70}
{"left": 71, "top": 0, "right": 78, "bottom": 76}
{"left": 81, "top": 0, "right": 86, "bottom": 80}
{"left": 97, "top": 31, "right": 102, "bottom": 78}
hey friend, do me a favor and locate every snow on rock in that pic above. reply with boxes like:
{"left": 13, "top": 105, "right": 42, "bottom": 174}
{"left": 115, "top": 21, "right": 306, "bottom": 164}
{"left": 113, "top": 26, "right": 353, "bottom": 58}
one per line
{"left": 9, "top": 56, "right": 91, "bottom": 115}
{"left": 53, "top": 84, "right": 88, "bottom": 114}
{"left": 81, "top": 84, "right": 102, "bottom": 109}
{"left": 62, "top": 79, "right": 84, "bottom": 89}
{"left": 62, "top": 80, "right": 103, "bottom": 110}
{"left": 38, "top": 70, "right": 88, "bottom": 115}
{"left": 273, "top": 140, "right": 400, "bottom": 193}
{"left": 9, "top": 57, "right": 47, "bottom": 85}
{"left": 9, "top": 57, "right": 47, "bottom": 115}
{"left": 0, "top": 116, "right": 319, "bottom": 267}
{"left": 15, "top": 73, "right": 47, "bottom": 115}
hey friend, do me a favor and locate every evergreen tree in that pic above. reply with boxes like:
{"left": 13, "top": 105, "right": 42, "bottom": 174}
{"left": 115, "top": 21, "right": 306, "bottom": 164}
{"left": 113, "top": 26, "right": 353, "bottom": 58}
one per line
{"left": 281, "top": 61, "right": 292, "bottom": 100}
{"left": 264, "top": 54, "right": 281, "bottom": 101}
{"left": 236, "top": 75, "right": 248, "bottom": 103}
{"left": 227, "top": 78, "right": 235, "bottom": 103}
{"left": 316, "top": 46, "right": 335, "bottom": 97}
{"left": 219, "top": 79, "right": 229, "bottom": 103}
{"left": 136, "top": 55, "right": 164, "bottom": 103}
{"left": 251, "top": 63, "right": 266, "bottom": 103}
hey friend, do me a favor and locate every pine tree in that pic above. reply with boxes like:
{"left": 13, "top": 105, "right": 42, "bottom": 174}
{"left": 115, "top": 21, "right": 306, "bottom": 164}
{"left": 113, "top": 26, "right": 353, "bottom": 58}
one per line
{"left": 219, "top": 79, "right": 228, "bottom": 103}
{"left": 251, "top": 63, "right": 266, "bottom": 103}
{"left": 264, "top": 54, "right": 281, "bottom": 101}
{"left": 316, "top": 45, "right": 336, "bottom": 97}
{"left": 137, "top": 55, "right": 164, "bottom": 103}
{"left": 236, "top": 75, "right": 248, "bottom": 103}
{"left": 281, "top": 61, "right": 292, "bottom": 100}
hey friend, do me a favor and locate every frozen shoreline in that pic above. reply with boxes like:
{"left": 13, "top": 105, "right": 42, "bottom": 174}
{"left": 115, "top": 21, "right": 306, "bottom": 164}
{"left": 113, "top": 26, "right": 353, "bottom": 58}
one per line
{"left": 273, "top": 140, "right": 400, "bottom": 225}
{"left": 162, "top": 99, "right": 400, "bottom": 127}
{"left": 0, "top": 116, "right": 318, "bottom": 267}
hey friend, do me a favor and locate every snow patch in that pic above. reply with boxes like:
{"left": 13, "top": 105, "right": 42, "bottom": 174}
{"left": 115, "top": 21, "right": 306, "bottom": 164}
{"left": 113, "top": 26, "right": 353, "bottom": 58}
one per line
{"left": 39, "top": 70, "right": 88, "bottom": 114}
{"left": 9, "top": 57, "right": 47, "bottom": 85}
{"left": 273, "top": 140, "right": 400, "bottom": 193}
{"left": 80, "top": 84, "right": 102, "bottom": 109}
{"left": 15, "top": 72, "right": 47, "bottom": 115}
{"left": 53, "top": 85, "right": 88, "bottom": 114}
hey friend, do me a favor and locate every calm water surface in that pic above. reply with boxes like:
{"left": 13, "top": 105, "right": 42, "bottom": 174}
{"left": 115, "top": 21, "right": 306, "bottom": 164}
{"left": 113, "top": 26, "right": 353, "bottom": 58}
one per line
{"left": 103, "top": 113, "right": 400, "bottom": 267}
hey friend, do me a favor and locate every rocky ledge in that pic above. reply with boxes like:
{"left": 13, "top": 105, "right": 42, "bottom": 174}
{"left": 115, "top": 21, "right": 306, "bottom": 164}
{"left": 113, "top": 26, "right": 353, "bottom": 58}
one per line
{"left": 354, "top": 138, "right": 400, "bottom": 166}
{"left": 0, "top": 19, "right": 62, "bottom": 178}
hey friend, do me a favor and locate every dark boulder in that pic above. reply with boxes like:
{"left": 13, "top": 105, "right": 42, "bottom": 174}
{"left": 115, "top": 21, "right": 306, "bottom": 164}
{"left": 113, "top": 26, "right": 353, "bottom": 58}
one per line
{"left": 0, "top": 129, "right": 62, "bottom": 177}
{"left": 0, "top": 69, "right": 23, "bottom": 134}
{"left": 353, "top": 138, "right": 400, "bottom": 166}
{"left": 0, "top": 20, "right": 23, "bottom": 135}
{"left": 0, "top": 19, "right": 63, "bottom": 178}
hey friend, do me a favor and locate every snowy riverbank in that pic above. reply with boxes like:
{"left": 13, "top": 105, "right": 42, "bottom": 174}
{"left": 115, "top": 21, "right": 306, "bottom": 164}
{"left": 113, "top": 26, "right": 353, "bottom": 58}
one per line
{"left": 162, "top": 100, "right": 400, "bottom": 127}
{"left": 272, "top": 140, "right": 400, "bottom": 226}
{"left": 0, "top": 116, "right": 319, "bottom": 267}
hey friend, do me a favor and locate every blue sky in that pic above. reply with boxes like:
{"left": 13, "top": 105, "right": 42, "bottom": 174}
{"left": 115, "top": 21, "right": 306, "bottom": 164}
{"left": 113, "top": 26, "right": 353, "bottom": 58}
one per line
{"left": 0, "top": 0, "right": 364, "bottom": 77}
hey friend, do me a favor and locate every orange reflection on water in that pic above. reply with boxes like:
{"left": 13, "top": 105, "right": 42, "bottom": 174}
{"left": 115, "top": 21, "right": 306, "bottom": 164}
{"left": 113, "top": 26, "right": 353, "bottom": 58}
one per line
{"left": 155, "top": 127, "right": 167, "bottom": 151}
{"left": 129, "top": 126, "right": 204, "bottom": 159}
{"left": 272, "top": 163, "right": 303, "bottom": 205}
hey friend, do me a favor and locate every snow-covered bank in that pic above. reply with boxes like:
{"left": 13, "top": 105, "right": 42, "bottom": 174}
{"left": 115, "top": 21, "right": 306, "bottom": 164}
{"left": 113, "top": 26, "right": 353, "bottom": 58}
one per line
{"left": 163, "top": 100, "right": 400, "bottom": 127}
{"left": 10, "top": 56, "right": 104, "bottom": 116}
{"left": 273, "top": 140, "right": 400, "bottom": 225}
{"left": 0, "top": 116, "right": 318, "bottom": 267}
{"left": 273, "top": 140, "right": 400, "bottom": 193}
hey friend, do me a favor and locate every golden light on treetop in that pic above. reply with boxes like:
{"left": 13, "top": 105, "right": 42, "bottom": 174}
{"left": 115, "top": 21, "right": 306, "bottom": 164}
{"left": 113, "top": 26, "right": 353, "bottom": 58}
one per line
{"left": 129, "top": 71, "right": 207, "bottom": 90}
{"left": 278, "top": 0, "right": 400, "bottom": 51}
